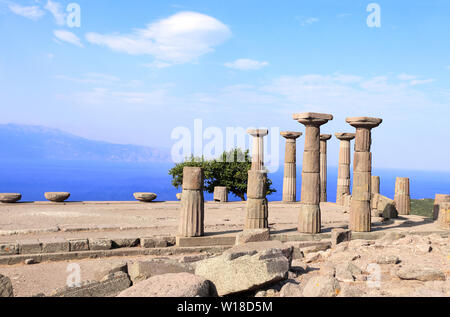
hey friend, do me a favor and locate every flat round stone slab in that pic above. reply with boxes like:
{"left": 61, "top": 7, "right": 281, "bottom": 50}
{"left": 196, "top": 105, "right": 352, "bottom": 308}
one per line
{"left": 346, "top": 117, "right": 382, "bottom": 129}
{"left": 45, "top": 192, "right": 70, "bottom": 202}
{"left": 246, "top": 129, "right": 269, "bottom": 137}
{"left": 293, "top": 112, "right": 333, "bottom": 125}
{"left": 134, "top": 192, "right": 157, "bottom": 202}
{"left": 280, "top": 131, "right": 302, "bottom": 139}
{"left": 320, "top": 134, "right": 332, "bottom": 141}
{"left": 0, "top": 193, "right": 22, "bottom": 203}
{"left": 335, "top": 133, "right": 356, "bottom": 140}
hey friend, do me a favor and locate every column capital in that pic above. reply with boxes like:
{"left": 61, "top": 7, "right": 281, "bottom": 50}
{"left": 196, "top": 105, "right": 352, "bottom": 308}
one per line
{"left": 293, "top": 112, "right": 333, "bottom": 126}
{"left": 320, "top": 134, "right": 332, "bottom": 141}
{"left": 247, "top": 128, "right": 269, "bottom": 137}
{"left": 346, "top": 117, "right": 382, "bottom": 129}
{"left": 280, "top": 131, "right": 302, "bottom": 140}
{"left": 335, "top": 132, "right": 356, "bottom": 141}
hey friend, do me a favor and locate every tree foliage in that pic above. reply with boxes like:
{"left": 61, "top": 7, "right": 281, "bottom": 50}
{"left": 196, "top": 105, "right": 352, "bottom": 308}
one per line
{"left": 168, "top": 148, "right": 276, "bottom": 201}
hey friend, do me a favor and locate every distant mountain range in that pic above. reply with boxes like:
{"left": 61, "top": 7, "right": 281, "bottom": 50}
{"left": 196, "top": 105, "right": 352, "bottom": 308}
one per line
{"left": 0, "top": 124, "right": 171, "bottom": 162}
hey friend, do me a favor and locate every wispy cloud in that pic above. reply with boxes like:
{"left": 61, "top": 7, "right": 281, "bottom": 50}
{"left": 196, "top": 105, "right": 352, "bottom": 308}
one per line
{"left": 225, "top": 59, "right": 269, "bottom": 71}
{"left": 44, "top": 0, "right": 65, "bottom": 26}
{"left": 53, "top": 30, "right": 83, "bottom": 47}
{"left": 8, "top": 3, "right": 45, "bottom": 20}
{"left": 86, "top": 11, "right": 231, "bottom": 66}
{"left": 298, "top": 16, "right": 319, "bottom": 27}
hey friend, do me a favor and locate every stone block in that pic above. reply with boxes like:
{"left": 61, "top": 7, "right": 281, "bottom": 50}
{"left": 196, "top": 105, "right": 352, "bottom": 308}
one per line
{"left": 68, "top": 239, "right": 89, "bottom": 252}
{"left": 18, "top": 239, "right": 42, "bottom": 254}
{"left": 88, "top": 238, "right": 112, "bottom": 251}
{"left": 40, "top": 238, "right": 69, "bottom": 253}
{"left": 127, "top": 259, "right": 194, "bottom": 283}
{"left": 331, "top": 229, "right": 352, "bottom": 247}
{"left": 235, "top": 229, "right": 270, "bottom": 245}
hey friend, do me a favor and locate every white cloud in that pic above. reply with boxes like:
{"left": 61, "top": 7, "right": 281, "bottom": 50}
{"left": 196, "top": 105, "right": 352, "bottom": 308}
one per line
{"left": 8, "top": 3, "right": 45, "bottom": 20}
{"left": 142, "top": 61, "right": 173, "bottom": 69}
{"left": 55, "top": 73, "right": 120, "bottom": 84}
{"left": 53, "top": 30, "right": 83, "bottom": 47}
{"left": 298, "top": 17, "right": 319, "bottom": 26}
{"left": 409, "top": 78, "right": 435, "bottom": 86}
{"left": 85, "top": 11, "right": 231, "bottom": 65}
{"left": 44, "top": 0, "right": 66, "bottom": 26}
{"left": 397, "top": 73, "right": 417, "bottom": 81}
{"left": 224, "top": 59, "right": 269, "bottom": 71}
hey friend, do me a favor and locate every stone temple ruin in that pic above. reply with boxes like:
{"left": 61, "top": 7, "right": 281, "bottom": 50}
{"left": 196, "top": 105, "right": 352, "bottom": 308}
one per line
{"left": 0, "top": 112, "right": 449, "bottom": 298}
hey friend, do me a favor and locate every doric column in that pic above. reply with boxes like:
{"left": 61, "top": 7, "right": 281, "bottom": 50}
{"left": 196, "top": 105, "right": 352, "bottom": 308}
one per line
{"left": 247, "top": 129, "right": 269, "bottom": 171}
{"left": 213, "top": 186, "right": 228, "bottom": 202}
{"left": 280, "top": 131, "right": 302, "bottom": 202}
{"left": 178, "top": 167, "right": 204, "bottom": 237}
{"left": 346, "top": 117, "right": 382, "bottom": 232}
{"left": 335, "top": 133, "right": 355, "bottom": 206}
{"left": 245, "top": 170, "right": 268, "bottom": 229}
{"left": 319, "top": 134, "right": 332, "bottom": 202}
{"left": 434, "top": 194, "right": 450, "bottom": 221}
{"left": 293, "top": 112, "right": 333, "bottom": 233}
{"left": 394, "top": 177, "right": 411, "bottom": 215}
{"left": 438, "top": 202, "right": 450, "bottom": 229}
{"left": 370, "top": 176, "right": 381, "bottom": 214}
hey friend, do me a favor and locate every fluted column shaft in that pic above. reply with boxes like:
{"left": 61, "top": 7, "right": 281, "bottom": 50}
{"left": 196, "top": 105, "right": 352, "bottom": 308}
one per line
{"left": 335, "top": 133, "right": 355, "bottom": 206}
{"left": 247, "top": 129, "right": 268, "bottom": 171}
{"left": 320, "top": 135, "right": 331, "bottom": 202}
{"left": 294, "top": 112, "right": 333, "bottom": 234}
{"left": 179, "top": 167, "right": 204, "bottom": 237}
{"left": 346, "top": 117, "right": 382, "bottom": 232}
{"left": 394, "top": 177, "right": 411, "bottom": 215}
{"left": 245, "top": 170, "right": 268, "bottom": 229}
{"left": 281, "top": 132, "right": 302, "bottom": 202}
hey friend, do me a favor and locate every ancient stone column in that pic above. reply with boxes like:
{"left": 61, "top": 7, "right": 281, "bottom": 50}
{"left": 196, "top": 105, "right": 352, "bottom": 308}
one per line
{"left": 371, "top": 176, "right": 380, "bottom": 195}
{"left": 245, "top": 170, "right": 268, "bottom": 229}
{"left": 394, "top": 177, "right": 411, "bottom": 215}
{"left": 370, "top": 175, "right": 381, "bottom": 214}
{"left": 438, "top": 202, "right": 450, "bottom": 229}
{"left": 335, "top": 133, "right": 355, "bottom": 206}
{"left": 319, "top": 134, "right": 332, "bottom": 202}
{"left": 213, "top": 186, "right": 228, "bottom": 202}
{"left": 346, "top": 117, "right": 382, "bottom": 232}
{"left": 293, "top": 112, "right": 333, "bottom": 233}
{"left": 433, "top": 194, "right": 450, "bottom": 221}
{"left": 247, "top": 129, "right": 269, "bottom": 171}
{"left": 280, "top": 131, "right": 303, "bottom": 202}
{"left": 179, "top": 167, "right": 204, "bottom": 237}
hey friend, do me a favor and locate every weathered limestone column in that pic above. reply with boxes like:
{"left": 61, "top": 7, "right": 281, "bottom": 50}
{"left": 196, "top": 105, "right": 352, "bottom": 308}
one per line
{"left": 438, "top": 202, "right": 450, "bottom": 229}
{"left": 293, "top": 112, "right": 333, "bottom": 233}
{"left": 434, "top": 194, "right": 450, "bottom": 221}
{"left": 346, "top": 117, "right": 382, "bottom": 232}
{"left": 394, "top": 177, "right": 411, "bottom": 215}
{"left": 179, "top": 167, "right": 204, "bottom": 237}
{"left": 247, "top": 129, "right": 269, "bottom": 171}
{"left": 371, "top": 176, "right": 380, "bottom": 195}
{"left": 213, "top": 186, "right": 228, "bottom": 202}
{"left": 245, "top": 170, "right": 268, "bottom": 229}
{"left": 319, "top": 134, "right": 332, "bottom": 202}
{"left": 335, "top": 133, "right": 355, "bottom": 206}
{"left": 280, "top": 131, "right": 302, "bottom": 202}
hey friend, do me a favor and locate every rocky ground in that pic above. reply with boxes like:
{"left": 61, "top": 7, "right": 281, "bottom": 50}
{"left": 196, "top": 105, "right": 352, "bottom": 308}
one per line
{"left": 0, "top": 232, "right": 448, "bottom": 297}
{"left": 262, "top": 233, "right": 450, "bottom": 297}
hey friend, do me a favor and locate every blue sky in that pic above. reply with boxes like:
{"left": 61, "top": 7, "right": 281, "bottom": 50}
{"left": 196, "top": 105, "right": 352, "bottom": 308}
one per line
{"left": 0, "top": 0, "right": 449, "bottom": 171}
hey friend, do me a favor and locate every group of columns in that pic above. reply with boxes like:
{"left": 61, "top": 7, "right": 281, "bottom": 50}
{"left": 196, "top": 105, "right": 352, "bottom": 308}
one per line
{"left": 176, "top": 112, "right": 423, "bottom": 239}
{"left": 281, "top": 114, "right": 383, "bottom": 233}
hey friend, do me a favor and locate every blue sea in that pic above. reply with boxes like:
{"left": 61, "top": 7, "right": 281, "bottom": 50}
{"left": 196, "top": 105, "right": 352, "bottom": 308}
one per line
{"left": 0, "top": 159, "right": 448, "bottom": 202}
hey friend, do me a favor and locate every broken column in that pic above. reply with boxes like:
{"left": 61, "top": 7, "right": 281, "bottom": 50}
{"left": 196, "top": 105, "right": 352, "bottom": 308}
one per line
{"left": 370, "top": 176, "right": 380, "bottom": 214}
{"left": 213, "top": 186, "right": 228, "bottom": 202}
{"left": 438, "top": 202, "right": 450, "bottom": 229}
{"left": 293, "top": 112, "right": 333, "bottom": 233}
{"left": 247, "top": 129, "right": 269, "bottom": 171}
{"left": 319, "top": 134, "right": 332, "bottom": 202}
{"left": 245, "top": 170, "right": 268, "bottom": 229}
{"left": 335, "top": 133, "right": 355, "bottom": 205}
{"left": 394, "top": 177, "right": 411, "bottom": 215}
{"left": 433, "top": 194, "right": 450, "bottom": 221}
{"left": 178, "top": 167, "right": 204, "bottom": 237}
{"left": 280, "top": 131, "right": 303, "bottom": 202}
{"left": 346, "top": 117, "right": 382, "bottom": 232}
